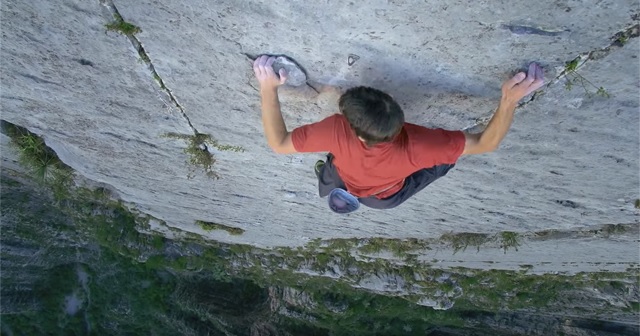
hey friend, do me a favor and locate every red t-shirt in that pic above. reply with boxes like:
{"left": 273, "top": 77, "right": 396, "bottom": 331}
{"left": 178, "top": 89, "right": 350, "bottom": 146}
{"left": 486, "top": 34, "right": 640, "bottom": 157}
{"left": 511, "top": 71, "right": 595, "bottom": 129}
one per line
{"left": 291, "top": 114, "right": 465, "bottom": 199}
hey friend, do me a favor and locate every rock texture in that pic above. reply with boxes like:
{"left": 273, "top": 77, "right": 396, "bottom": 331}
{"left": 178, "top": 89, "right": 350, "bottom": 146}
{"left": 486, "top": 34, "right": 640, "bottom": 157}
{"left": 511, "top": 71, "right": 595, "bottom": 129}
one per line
{"left": 1, "top": 0, "right": 638, "bottom": 248}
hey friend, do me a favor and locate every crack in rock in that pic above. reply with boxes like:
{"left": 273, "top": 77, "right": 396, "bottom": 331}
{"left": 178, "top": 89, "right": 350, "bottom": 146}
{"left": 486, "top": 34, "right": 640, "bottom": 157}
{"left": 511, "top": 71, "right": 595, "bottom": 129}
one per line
{"left": 465, "top": 20, "right": 639, "bottom": 131}
{"left": 502, "top": 24, "right": 569, "bottom": 37}
{"left": 99, "top": 0, "right": 199, "bottom": 135}
{"left": 98, "top": 0, "right": 230, "bottom": 179}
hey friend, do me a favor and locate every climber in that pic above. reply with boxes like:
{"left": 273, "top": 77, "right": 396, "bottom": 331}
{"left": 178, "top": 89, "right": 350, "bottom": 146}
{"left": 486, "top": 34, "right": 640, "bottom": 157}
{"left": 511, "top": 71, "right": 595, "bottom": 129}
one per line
{"left": 253, "top": 55, "right": 544, "bottom": 213}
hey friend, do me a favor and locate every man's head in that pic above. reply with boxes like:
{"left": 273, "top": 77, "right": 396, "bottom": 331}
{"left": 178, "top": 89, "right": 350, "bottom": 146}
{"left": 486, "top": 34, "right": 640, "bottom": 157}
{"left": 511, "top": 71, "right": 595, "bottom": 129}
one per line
{"left": 339, "top": 86, "right": 404, "bottom": 146}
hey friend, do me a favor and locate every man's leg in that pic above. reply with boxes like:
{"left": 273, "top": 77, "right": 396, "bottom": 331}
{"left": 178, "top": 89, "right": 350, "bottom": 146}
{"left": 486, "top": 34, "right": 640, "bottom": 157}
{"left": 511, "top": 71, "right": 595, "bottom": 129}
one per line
{"left": 359, "top": 164, "right": 455, "bottom": 209}
{"left": 316, "top": 154, "right": 347, "bottom": 197}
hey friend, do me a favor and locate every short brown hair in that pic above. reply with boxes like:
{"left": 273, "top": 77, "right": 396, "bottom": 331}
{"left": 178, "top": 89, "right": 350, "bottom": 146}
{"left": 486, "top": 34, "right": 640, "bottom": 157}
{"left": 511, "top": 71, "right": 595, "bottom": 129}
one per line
{"left": 339, "top": 86, "right": 404, "bottom": 146}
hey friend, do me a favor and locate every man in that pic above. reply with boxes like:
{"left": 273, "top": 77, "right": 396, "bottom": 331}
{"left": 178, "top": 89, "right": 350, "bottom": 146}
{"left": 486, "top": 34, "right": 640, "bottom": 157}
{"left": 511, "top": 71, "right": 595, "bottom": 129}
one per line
{"left": 253, "top": 55, "right": 544, "bottom": 213}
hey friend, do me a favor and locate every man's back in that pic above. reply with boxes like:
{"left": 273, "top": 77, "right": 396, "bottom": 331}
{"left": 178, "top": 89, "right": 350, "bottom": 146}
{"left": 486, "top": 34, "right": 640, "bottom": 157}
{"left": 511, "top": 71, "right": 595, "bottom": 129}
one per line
{"left": 292, "top": 114, "right": 465, "bottom": 198}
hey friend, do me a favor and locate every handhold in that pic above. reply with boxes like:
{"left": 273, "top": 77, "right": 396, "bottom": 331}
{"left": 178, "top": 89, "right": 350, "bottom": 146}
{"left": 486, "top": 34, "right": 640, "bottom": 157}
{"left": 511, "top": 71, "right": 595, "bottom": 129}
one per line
{"left": 348, "top": 54, "right": 360, "bottom": 66}
{"left": 271, "top": 56, "right": 307, "bottom": 87}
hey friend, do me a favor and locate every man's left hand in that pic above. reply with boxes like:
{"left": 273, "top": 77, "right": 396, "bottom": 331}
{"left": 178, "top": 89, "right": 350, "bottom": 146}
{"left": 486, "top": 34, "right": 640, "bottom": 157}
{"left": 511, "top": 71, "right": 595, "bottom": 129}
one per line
{"left": 253, "top": 55, "right": 287, "bottom": 91}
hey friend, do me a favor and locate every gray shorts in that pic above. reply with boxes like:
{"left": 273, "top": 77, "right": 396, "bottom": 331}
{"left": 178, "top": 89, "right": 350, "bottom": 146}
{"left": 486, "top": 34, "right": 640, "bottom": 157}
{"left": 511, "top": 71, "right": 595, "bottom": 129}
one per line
{"left": 317, "top": 154, "right": 454, "bottom": 209}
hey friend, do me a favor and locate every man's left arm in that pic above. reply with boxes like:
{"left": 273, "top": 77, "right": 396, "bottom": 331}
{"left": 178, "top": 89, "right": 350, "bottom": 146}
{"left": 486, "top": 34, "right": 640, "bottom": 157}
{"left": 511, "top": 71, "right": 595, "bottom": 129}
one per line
{"left": 254, "top": 55, "right": 297, "bottom": 154}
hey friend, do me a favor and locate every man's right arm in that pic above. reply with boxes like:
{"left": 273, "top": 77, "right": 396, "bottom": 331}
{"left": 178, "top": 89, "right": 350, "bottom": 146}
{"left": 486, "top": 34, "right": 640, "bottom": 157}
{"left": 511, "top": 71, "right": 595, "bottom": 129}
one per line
{"left": 462, "top": 63, "right": 544, "bottom": 155}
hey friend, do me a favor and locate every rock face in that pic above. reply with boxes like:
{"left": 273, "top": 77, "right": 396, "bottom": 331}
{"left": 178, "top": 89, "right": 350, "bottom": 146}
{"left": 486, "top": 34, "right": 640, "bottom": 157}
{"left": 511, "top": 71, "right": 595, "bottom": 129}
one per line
{"left": 1, "top": 0, "right": 638, "bottom": 247}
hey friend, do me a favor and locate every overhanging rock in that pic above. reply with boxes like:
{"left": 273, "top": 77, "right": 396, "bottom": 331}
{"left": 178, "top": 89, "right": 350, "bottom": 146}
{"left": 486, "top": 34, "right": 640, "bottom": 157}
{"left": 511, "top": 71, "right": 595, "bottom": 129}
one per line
{"left": 1, "top": 0, "right": 638, "bottom": 247}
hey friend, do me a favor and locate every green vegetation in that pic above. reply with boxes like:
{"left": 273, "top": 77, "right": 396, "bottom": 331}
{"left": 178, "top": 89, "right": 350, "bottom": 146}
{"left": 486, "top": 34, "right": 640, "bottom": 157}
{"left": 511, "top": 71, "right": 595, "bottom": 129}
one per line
{"left": 357, "top": 237, "right": 430, "bottom": 257}
{"left": 164, "top": 132, "right": 218, "bottom": 179}
{"left": 163, "top": 132, "right": 244, "bottom": 179}
{"left": 498, "top": 231, "right": 520, "bottom": 254}
{"left": 1, "top": 121, "right": 74, "bottom": 200}
{"left": 627, "top": 301, "right": 640, "bottom": 313}
{"left": 441, "top": 232, "right": 489, "bottom": 254}
{"left": 323, "top": 231, "right": 526, "bottom": 258}
{"left": 2, "top": 123, "right": 638, "bottom": 334}
{"left": 614, "top": 34, "right": 629, "bottom": 46}
{"left": 196, "top": 220, "right": 245, "bottom": 235}
{"left": 2, "top": 121, "right": 66, "bottom": 181}
{"left": 105, "top": 12, "right": 141, "bottom": 36}
{"left": 563, "top": 57, "right": 610, "bottom": 98}
{"left": 603, "top": 224, "right": 627, "bottom": 235}
{"left": 153, "top": 72, "right": 166, "bottom": 89}
{"left": 105, "top": 21, "right": 141, "bottom": 36}
{"left": 611, "top": 25, "right": 638, "bottom": 47}
{"left": 3, "top": 168, "right": 638, "bottom": 334}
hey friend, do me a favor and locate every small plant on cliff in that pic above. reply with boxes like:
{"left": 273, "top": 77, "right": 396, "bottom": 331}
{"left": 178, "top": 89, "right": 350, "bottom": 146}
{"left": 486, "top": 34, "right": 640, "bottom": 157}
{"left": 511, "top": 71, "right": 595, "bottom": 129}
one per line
{"left": 105, "top": 12, "right": 141, "bottom": 36}
{"left": 441, "top": 232, "right": 490, "bottom": 254}
{"left": 196, "top": 220, "right": 245, "bottom": 235}
{"left": 164, "top": 132, "right": 219, "bottom": 179}
{"left": 498, "top": 231, "right": 520, "bottom": 254}
{"left": 611, "top": 24, "right": 638, "bottom": 47}
{"left": 1, "top": 121, "right": 73, "bottom": 200}
{"left": 563, "top": 58, "right": 610, "bottom": 98}
{"left": 163, "top": 132, "right": 245, "bottom": 179}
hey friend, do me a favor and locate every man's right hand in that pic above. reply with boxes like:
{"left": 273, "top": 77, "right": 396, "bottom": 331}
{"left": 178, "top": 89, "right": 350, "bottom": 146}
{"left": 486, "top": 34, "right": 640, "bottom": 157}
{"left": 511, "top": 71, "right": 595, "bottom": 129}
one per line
{"left": 501, "top": 62, "right": 545, "bottom": 105}
{"left": 462, "top": 62, "right": 545, "bottom": 155}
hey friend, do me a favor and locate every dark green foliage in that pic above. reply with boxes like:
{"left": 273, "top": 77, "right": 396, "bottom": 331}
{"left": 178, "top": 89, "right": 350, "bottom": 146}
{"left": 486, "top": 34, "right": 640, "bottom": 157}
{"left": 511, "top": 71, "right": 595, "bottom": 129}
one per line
{"left": 2, "top": 170, "right": 638, "bottom": 335}
{"left": 196, "top": 220, "right": 245, "bottom": 235}
{"left": 2, "top": 127, "right": 637, "bottom": 335}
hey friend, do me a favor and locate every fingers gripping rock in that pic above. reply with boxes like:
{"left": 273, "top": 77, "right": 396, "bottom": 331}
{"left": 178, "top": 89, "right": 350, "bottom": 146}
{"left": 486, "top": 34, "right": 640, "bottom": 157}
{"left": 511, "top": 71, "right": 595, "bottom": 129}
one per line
{"left": 272, "top": 56, "right": 307, "bottom": 87}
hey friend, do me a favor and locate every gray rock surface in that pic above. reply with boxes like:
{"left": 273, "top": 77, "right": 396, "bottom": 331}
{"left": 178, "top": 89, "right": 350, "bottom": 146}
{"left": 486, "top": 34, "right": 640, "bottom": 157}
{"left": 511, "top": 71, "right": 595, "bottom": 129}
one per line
{"left": 1, "top": 0, "right": 638, "bottom": 248}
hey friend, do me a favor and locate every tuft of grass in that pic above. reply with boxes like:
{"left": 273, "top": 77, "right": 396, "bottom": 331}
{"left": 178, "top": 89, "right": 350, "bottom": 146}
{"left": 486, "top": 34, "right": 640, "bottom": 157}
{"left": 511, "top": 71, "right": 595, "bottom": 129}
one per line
{"left": 1, "top": 121, "right": 74, "bottom": 200}
{"left": 498, "top": 232, "right": 520, "bottom": 254}
{"left": 634, "top": 199, "right": 640, "bottom": 209}
{"left": 105, "top": 12, "right": 141, "bottom": 36}
{"left": 356, "top": 237, "right": 430, "bottom": 257}
{"left": 196, "top": 220, "right": 245, "bottom": 235}
{"left": 105, "top": 21, "right": 141, "bottom": 36}
{"left": 441, "top": 232, "right": 490, "bottom": 254}
{"left": 563, "top": 57, "right": 610, "bottom": 98}
{"left": 163, "top": 132, "right": 245, "bottom": 179}
{"left": 213, "top": 143, "right": 245, "bottom": 152}
{"left": 164, "top": 132, "right": 218, "bottom": 179}
{"left": 3, "top": 122, "right": 57, "bottom": 181}
{"left": 611, "top": 28, "right": 634, "bottom": 47}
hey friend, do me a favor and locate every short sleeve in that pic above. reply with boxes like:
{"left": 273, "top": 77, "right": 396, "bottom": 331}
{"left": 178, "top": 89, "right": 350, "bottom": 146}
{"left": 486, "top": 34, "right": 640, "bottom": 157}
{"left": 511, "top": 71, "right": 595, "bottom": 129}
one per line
{"left": 410, "top": 127, "right": 466, "bottom": 168}
{"left": 291, "top": 115, "right": 340, "bottom": 153}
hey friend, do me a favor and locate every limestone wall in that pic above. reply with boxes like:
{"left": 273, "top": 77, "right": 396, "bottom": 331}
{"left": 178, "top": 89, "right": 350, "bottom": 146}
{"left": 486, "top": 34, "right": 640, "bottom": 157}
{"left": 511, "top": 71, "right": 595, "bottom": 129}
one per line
{"left": 1, "top": 0, "right": 638, "bottom": 247}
